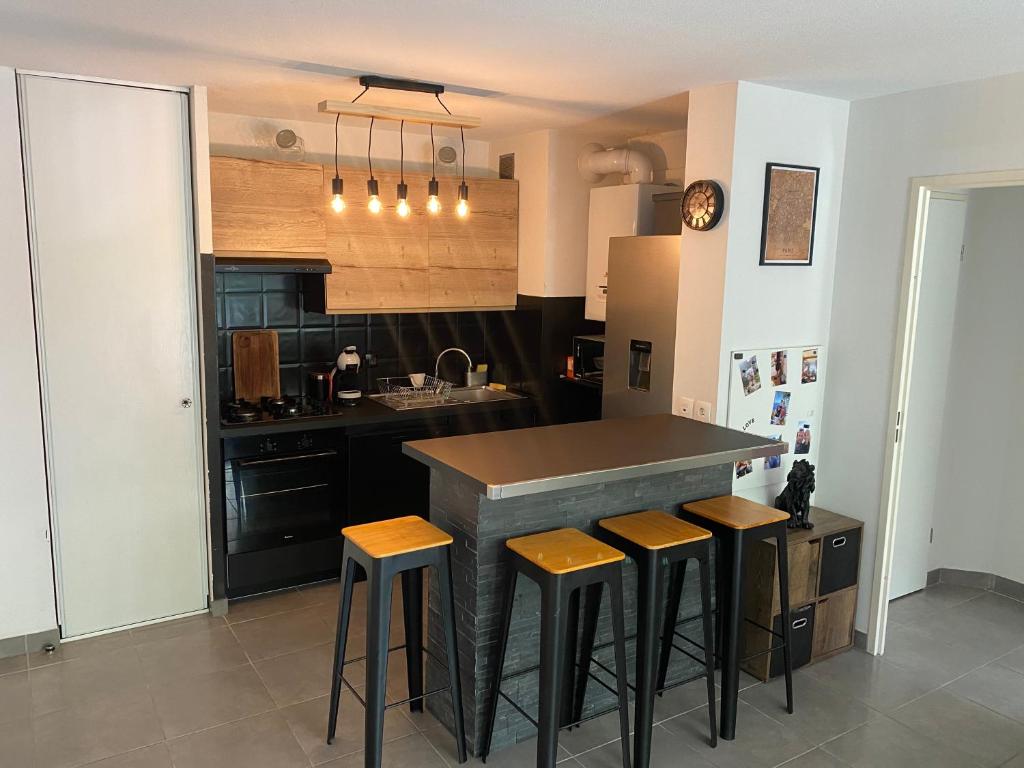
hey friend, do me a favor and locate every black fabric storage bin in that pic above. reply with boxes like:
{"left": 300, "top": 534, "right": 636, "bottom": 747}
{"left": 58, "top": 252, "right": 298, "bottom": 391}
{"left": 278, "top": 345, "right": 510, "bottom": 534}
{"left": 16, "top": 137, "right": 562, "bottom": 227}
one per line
{"left": 770, "top": 603, "right": 814, "bottom": 678}
{"left": 819, "top": 528, "right": 861, "bottom": 595}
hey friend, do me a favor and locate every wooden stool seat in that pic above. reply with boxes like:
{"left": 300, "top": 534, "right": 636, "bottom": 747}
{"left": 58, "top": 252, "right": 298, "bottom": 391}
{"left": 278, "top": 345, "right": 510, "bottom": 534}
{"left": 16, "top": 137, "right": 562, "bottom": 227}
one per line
{"left": 341, "top": 515, "right": 453, "bottom": 559}
{"left": 506, "top": 528, "right": 624, "bottom": 574}
{"left": 683, "top": 495, "right": 789, "bottom": 530}
{"left": 599, "top": 510, "right": 712, "bottom": 550}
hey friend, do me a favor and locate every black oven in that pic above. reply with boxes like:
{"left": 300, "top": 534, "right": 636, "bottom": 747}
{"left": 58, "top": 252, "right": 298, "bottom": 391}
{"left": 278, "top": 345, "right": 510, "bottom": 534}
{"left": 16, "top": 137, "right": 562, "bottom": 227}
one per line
{"left": 222, "top": 429, "right": 346, "bottom": 596}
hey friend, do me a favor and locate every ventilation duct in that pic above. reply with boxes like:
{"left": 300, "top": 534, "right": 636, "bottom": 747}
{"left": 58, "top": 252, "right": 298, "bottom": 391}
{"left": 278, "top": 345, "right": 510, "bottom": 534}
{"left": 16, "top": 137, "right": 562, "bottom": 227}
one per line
{"left": 577, "top": 143, "right": 654, "bottom": 184}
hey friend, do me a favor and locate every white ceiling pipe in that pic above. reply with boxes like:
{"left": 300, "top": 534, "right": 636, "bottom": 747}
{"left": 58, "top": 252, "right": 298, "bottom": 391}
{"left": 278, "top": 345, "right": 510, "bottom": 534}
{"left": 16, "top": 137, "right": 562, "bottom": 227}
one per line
{"left": 577, "top": 142, "right": 654, "bottom": 184}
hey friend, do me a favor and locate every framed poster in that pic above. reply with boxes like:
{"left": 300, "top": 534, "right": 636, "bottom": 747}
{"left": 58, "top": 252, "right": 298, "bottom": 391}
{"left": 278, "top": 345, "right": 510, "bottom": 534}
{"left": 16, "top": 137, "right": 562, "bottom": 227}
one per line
{"left": 759, "top": 163, "right": 820, "bottom": 266}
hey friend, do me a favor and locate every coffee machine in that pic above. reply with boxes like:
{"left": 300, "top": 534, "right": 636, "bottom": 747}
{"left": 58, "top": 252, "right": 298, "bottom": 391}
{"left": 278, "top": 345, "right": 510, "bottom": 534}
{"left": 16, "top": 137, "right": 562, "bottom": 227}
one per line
{"left": 330, "top": 346, "right": 362, "bottom": 406}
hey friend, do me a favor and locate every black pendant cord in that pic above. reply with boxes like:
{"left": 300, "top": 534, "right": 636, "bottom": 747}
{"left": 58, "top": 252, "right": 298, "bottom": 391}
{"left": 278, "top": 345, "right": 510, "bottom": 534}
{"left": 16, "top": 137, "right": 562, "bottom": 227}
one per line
{"left": 368, "top": 117, "right": 375, "bottom": 180}
{"left": 334, "top": 113, "right": 340, "bottom": 178}
{"left": 430, "top": 124, "right": 436, "bottom": 181}
{"left": 400, "top": 120, "right": 405, "bottom": 185}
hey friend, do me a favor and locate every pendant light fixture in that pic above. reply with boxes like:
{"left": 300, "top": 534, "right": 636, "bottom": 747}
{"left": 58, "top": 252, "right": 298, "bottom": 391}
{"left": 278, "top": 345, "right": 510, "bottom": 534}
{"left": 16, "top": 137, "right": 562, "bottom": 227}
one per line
{"left": 330, "top": 114, "right": 345, "bottom": 213}
{"left": 366, "top": 116, "right": 382, "bottom": 214}
{"left": 456, "top": 125, "right": 470, "bottom": 219}
{"left": 396, "top": 120, "right": 411, "bottom": 218}
{"left": 426, "top": 123, "right": 441, "bottom": 215}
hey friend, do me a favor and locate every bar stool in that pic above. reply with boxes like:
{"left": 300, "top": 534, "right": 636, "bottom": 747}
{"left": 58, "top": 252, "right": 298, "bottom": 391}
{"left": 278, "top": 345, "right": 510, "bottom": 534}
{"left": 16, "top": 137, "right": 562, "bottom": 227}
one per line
{"left": 572, "top": 510, "right": 718, "bottom": 768}
{"left": 326, "top": 516, "right": 467, "bottom": 767}
{"left": 481, "top": 528, "right": 633, "bottom": 768}
{"left": 675, "top": 495, "right": 793, "bottom": 741}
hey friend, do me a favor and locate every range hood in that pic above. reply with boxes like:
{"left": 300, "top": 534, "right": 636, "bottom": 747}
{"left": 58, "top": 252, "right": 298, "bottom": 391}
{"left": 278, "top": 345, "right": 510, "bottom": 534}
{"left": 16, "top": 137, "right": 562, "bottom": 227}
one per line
{"left": 214, "top": 253, "right": 332, "bottom": 274}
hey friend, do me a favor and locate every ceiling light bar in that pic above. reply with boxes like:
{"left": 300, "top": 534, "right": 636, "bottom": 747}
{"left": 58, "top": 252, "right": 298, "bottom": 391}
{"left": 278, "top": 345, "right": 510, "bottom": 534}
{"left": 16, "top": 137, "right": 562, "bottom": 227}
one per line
{"left": 318, "top": 100, "right": 480, "bottom": 129}
{"left": 357, "top": 75, "right": 445, "bottom": 96}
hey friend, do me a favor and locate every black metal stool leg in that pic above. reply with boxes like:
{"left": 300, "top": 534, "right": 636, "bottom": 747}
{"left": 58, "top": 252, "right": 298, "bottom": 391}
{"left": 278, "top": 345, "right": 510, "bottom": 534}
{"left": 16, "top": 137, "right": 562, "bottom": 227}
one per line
{"left": 572, "top": 581, "right": 604, "bottom": 724}
{"left": 698, "top": 551, "right": 718, "bottom": 747}
{"left": 436, "top": 547, "right": 468, "bottom": 763}
{"left": 776, "top": 529, "right": 794, "bottom": 715}
{"left": 536, "top": 578, "right": 569, "bottom": 768}
{"left": 560, "top": 587, "right": 581, "bottom": 727}
{"left": 714, "top": 538, "right": 725, "bottom": 670}
{"left": 482, "top": 565, "right": 517, "bottom": 762}
{"left": 401, "top": 567, "right": 424, "bottom": 713}
{"left": 364, "top": 562, "right": 394, "bottom": 768}
{"left": 655, "top": 559, "right": 685, "bottom": 693}
{"left": 634, "top": 551, "right": 663, "bottom": 768}
{"left": 607, "top": 567, "right": 633, "bottom": 768}
{"left": 719, "top": 530, "right": 746, "bottom": 741}
{"left": 327, "top": 547, "right": 357, "bottom": 745}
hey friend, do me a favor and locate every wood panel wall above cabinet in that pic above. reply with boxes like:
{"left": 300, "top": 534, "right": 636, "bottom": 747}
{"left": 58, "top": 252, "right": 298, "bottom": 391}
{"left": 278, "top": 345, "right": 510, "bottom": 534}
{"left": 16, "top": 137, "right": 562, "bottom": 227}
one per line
{"left": 209, "top": 156, "right": 518, "bottom": 313}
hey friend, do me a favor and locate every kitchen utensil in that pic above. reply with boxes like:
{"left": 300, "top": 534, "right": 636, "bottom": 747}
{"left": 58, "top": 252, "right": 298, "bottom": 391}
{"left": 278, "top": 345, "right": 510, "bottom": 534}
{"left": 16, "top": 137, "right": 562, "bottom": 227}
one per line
{"left": 409, "top": 372, "right": 426, "bottom": 388}
{"left": 309, "top": 371, "right": 332, "bottom": 404}
{"left": 232, "top": 331, "right": 280, "bottom": 402}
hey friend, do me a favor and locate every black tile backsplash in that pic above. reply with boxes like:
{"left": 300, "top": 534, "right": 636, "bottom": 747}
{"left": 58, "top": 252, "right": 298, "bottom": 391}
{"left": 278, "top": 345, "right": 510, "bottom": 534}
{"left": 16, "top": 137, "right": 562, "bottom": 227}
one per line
{"left": 215, "top": 273, "right": 495, "bottom": 401}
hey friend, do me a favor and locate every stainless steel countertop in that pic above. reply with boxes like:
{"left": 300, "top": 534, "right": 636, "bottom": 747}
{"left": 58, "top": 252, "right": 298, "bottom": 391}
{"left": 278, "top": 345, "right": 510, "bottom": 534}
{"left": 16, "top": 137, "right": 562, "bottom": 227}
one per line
{"left": 402, "top": 413, "right": 787, "bottom": 499}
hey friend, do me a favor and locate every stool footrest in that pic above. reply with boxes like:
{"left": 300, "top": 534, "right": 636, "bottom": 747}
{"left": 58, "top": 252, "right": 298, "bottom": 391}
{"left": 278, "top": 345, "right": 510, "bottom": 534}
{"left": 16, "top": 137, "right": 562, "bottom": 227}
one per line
{"left": 657, "top": 669, "right": 712, "bottom": 696}
{"left": 743, "top": 616, "right": 785, "bottom": 641}
{"left": 495, "top": 690, "right": 622, "bottom": 732}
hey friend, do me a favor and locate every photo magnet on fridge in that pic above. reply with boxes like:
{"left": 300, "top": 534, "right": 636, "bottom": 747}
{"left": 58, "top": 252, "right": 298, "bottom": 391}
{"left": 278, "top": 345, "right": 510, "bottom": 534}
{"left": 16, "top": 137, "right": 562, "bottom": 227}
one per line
{"left": 739, "top": 355, "right": 762, "bottom": 396}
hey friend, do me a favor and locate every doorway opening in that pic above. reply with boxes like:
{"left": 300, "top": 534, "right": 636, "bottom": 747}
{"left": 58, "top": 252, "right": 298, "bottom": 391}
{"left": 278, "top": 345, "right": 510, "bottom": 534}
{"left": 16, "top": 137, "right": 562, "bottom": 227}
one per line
{"left": 867, "top": 170, "right": 1024, "bottom": 654}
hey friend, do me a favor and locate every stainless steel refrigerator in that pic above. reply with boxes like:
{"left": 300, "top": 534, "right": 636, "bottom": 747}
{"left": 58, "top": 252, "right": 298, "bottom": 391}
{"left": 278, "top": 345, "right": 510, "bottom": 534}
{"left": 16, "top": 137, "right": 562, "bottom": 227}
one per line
{"left": 602, "top": 235, "right": 683, "bottom": 419}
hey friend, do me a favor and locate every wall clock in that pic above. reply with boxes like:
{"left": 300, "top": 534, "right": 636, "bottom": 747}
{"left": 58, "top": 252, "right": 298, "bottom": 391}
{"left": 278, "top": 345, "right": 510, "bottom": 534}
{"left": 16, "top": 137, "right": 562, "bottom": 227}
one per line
{"left": 681, "top": 180, "right": 724, "bottom": 231}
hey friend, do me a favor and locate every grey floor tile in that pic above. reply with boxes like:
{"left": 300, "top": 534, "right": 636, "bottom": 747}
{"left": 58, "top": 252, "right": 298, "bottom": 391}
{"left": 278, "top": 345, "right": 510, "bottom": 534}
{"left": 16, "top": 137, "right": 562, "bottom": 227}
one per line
{"left": 319, "top": 731, "right": 448, "bottom": 767}
{"left": 1001, "top": 752, "right": 1024, "bottom": 767}
{"left": 889, "top": 688, "right": 1024, "bottom": 767}
{"left": 0, "top": 718, "right": 35, "bottom": 767}
{"left": 253, "top": 641, "right": 342, "bottom": 707}
{"left": 0, "top": 671, "right": 30, "bottom": 726}
{"left": 955, "top": 594, "right": 1024, "bottom": 634}
{"left": 0, "top": 652, "right": 28, "bottom": 677}
{"left": 1001, "top": 646, "right": 1024, "bottom": 676}
{"left": 887, "top": 584, "right": 985, "bottom": 626}
{"left": 741, "top": 670, "right": 879, "bottom": 745}
{"left": 778, "top": 748, "right": 853, "bottom": 767}
{"left": 822, "top": 716, "right": 982, "bottom": 768}
{"left": 224, "top": 588, "right": 308, "bottom": 624}
{"left": 129, "top": 613, "right": 226, "bottom": 645}
{"left": 136, "top": 626, "right": 248, "bottom": 684}
{"left": 652, "top": 675, "right": 717, "bottom": 723}
{"left": 662, "top": 701, "right": 814, "bottom": 768}
{"left": 948, "top": 662, "right": 1024, "bottom": 724}
{"left": 231, "top": 605, "right": 333, "bottom": 661}
{"left": 167, "top": 710, "right": 309, "bottom": 768}
{"left": 575, "top": 723, "right": 716, "bottom": 768}
{"left": 82, "top": 743, "right": 173, "bottom": 767}
{"left": 296, "top": 579, "right": 343, "bottom": 607}
{"left": 880, "top": 623, "right": 981, "bottom": 690}
{"left": 802, "top": 649, "right": 933, "bottom": 714}
{"left": 29, "top": 647, "right": 148, "bottom": 717}
{"left": 558, "top": 705, "right": 634, "bottom": 756}
{"left": 32, "top": 688, "right": 164, "bottom": 768}
{"left": 150, "top": 664, "right": 276, "bottom": 739}
{"left": 912, "top": 606, "right": 1024, "bottom": 662}
{"left": 28, "top": 630, "right": 135, "bottom": 669}
{"left": 280, "top": 692, "right": 417, "bottom": 764}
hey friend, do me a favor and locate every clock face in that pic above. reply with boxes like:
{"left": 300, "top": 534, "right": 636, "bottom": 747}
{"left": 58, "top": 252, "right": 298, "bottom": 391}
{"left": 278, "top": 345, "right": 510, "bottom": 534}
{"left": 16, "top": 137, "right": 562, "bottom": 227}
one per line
{"left": 681, "top": 180, "right": 724, "bottom": 231}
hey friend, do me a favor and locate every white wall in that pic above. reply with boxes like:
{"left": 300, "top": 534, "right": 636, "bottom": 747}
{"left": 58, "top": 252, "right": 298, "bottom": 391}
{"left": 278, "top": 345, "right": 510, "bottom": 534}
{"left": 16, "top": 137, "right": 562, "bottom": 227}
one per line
{"left": 209, "top": 111, "right": 492, "bottom": 177}
{"left": 820, "top": 71, "right": 1024, "bottom": 631}
{"left": 929, "top": 187, "right": 1024, "bottom": 582}
{"left": 0, "top": 67, "right": 58, "bottom": 640}
{"left": 716, "top": 83, "right": 849, "bottom": 415}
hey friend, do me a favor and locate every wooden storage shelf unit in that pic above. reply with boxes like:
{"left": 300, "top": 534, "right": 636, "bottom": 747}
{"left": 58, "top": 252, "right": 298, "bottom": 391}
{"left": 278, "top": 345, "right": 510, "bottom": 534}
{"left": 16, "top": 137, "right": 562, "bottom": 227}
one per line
{"left": 209, "top": 156, "right": 518, "bottom": 314}
{"left": 740, "top": 507, "right": 863, "bottom": 681}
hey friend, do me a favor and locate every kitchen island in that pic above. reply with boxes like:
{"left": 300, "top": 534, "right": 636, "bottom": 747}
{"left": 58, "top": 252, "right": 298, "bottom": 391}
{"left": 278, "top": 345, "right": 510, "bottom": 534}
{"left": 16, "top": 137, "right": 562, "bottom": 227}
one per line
{"left": 403, "top": 413, "right": 785, "bottom": 755}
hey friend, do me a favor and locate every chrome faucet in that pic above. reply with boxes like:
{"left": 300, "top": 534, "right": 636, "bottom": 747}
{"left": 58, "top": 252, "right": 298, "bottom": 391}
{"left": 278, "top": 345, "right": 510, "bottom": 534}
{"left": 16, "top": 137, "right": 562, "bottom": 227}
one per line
{"left": 435, "top": 347, "right": 473, "bottom": 385}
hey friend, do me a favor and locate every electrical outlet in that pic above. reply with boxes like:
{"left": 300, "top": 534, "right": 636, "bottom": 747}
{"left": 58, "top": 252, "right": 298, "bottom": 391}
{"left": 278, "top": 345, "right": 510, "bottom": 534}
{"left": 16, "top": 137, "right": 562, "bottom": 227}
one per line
{"left": 695, "top": 400, "right": 712, "bottom": 423}
{"left": 676, "top": 396, "right": 694, "bottom": 418}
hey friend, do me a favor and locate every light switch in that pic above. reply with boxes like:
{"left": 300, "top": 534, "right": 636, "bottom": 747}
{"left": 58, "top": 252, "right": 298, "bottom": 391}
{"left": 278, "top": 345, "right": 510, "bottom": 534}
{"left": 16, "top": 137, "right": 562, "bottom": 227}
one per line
{"left": 676, "top": 396, "right": 694, "bottom": 418}
{"left": 695, "top": 400, "right": 713, "bottom": 423}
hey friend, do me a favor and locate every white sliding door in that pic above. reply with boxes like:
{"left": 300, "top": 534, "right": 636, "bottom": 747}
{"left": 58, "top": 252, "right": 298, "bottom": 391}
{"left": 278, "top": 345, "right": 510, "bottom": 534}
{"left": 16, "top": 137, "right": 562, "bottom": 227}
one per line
{"left": 20, "top": 74, "right": 207, "bottom": 637}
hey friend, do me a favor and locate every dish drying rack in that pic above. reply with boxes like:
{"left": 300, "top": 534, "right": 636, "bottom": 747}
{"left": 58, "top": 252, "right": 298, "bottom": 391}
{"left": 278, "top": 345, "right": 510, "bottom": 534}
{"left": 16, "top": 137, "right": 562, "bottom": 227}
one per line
{"left": 375, "top": 376, "right": 454, "bottom": 409}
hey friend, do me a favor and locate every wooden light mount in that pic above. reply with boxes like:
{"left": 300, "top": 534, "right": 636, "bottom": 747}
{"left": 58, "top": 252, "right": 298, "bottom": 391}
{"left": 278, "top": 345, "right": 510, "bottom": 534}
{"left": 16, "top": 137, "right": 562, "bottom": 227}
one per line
{"left": 318, "top": 75, "right": 481, "bottom": 129}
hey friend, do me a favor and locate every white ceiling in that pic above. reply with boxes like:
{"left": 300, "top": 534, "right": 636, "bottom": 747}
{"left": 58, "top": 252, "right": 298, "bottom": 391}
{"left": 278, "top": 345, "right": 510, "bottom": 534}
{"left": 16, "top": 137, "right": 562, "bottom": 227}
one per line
{"left": 2, "top": 0, "right": 1023, "bottom": 139}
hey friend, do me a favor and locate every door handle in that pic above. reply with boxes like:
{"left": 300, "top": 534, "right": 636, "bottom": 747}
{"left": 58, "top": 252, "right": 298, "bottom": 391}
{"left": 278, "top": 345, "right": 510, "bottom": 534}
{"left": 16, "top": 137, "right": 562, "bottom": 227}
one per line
{"left": 181, "top": 398, "right": 193, "bottom": 408}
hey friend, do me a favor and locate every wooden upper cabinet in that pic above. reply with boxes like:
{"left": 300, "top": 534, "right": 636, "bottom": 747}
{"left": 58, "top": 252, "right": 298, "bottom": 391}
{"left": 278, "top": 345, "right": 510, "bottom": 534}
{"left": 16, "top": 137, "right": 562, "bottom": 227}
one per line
{"left": 210, "top": 157, "right": 325, "bottom": 254}
{"left": 210, "top": 156, "right": 518, "bottom": 312}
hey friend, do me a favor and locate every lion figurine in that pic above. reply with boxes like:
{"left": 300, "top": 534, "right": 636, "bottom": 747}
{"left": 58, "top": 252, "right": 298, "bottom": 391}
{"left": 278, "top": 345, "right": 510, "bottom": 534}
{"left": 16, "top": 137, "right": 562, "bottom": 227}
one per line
{"left": 774, "top": 459, "right": 816, "bottom": 529}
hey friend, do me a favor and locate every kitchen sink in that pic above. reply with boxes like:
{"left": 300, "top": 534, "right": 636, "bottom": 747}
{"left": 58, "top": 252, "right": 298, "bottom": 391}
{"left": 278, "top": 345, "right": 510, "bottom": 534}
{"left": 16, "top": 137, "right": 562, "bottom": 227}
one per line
{"left": 448, "top": 386, "right": 525, "bottom": 403}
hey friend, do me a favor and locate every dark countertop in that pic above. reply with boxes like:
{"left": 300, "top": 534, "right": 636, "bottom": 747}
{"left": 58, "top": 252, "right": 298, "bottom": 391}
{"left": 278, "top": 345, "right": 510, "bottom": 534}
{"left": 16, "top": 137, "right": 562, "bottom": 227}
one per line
{"left": 218, "top": 393, "right": 533, "bottom": 438}
{"left": 403, "top": 413, "right": 787, "bottom": 499}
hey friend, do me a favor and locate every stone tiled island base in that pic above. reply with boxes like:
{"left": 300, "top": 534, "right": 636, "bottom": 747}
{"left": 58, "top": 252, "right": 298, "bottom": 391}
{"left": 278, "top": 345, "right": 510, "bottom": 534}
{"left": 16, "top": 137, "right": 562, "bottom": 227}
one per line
{"left": 423, "top": 463, "right": 733, "bottom": 757}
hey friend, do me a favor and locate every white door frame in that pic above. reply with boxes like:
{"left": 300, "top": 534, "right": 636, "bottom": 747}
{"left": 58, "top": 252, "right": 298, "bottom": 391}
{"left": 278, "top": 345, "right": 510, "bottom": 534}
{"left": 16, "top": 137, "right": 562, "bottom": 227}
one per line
{"left": 867, "top": 168, "right": 1024, "bottom": 654}
{"left": 18, "top": 70, "right": 212, "bottom": 635}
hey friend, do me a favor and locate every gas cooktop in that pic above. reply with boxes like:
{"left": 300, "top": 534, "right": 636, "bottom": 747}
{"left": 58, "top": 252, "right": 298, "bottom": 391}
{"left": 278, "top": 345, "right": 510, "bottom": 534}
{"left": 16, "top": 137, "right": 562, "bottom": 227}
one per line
{"left": 221, "top": 395, "right": 339, "bottom": 425}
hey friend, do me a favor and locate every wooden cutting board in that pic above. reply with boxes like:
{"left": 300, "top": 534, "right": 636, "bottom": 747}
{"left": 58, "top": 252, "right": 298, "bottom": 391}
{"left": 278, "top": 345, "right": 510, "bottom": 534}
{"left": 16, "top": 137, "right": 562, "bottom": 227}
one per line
{"left": 232, "top": 330, "right": 280, "bottom": 402}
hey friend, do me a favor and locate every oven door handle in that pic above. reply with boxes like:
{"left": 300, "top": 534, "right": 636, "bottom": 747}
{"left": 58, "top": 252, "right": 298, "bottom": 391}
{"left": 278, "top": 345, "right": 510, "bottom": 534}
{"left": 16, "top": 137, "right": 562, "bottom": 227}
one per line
{"left": 237, "top": 450, "right": 337, "bottom": 467}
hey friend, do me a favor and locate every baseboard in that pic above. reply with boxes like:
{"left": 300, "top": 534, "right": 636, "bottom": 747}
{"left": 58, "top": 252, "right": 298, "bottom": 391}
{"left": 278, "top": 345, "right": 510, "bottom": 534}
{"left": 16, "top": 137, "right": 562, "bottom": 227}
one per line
{"left": 935, "top": 568, "right": 996, "bottom": 590}
{"left": 0, "top": 627, "right": 60, "bottom": 660}
{"left": 994, "top": 576, "right": 1024, "bottom": 603}
{"left": 209, "top": 597, "right": 229, "bottom": 617}
{"left": 926, "top": 569, "right": 941, "bottom": 587}
{"left": 853, "top": 629, "right": 868, "bottom": 649}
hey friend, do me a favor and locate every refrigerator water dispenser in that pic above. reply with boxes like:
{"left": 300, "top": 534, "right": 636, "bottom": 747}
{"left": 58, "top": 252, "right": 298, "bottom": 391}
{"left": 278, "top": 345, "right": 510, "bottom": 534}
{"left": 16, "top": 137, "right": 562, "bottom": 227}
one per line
{"left": 628, "top": 340, "right": 652, "bottom": 392}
